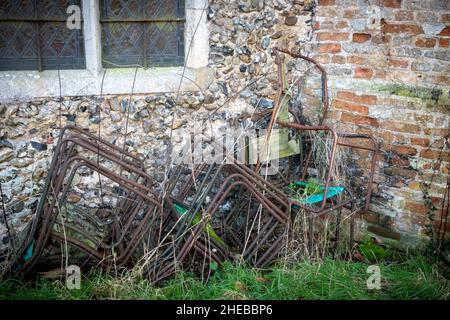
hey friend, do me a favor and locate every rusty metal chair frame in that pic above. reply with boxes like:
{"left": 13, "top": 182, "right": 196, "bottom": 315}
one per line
{"left": 18, "top": 126, "right": 165, "bottom": 274}
{"left": 144, "top": 140, "right": 292, "bottom": 283}
{"left": 257, "top": 48, "right": 379, "bottom": 253}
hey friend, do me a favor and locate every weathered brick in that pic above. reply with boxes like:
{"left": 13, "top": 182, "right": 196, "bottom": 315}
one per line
{"left": 314, "top": 21, "right": 320, "bottom": 30}
{"left": 371, "top": 34, "right": 391, "bottom": 44}
{"left": 382, "top": 121, "right": 421, "bottom": 134}
{"left": 392, "top": 145, "right": 418, "bottom": 156}
{"left": 420, "top": 149, "right": 450, "bottom": 162}
{"left": 332, "top": 99, "right": 369, "bottom": 114}
{"left": 318, "top": 43, "right": 341, "bottom": 53}
{"left": 344, "top": 9, "right": 361, "bottom": 19}
{"left": 408, "top": 181, "right": 421, "bottom": 191}
{"left": 352, "top": 33, "right": 371, "bottom": 43}
{"left": 388, "top": 59, "right": 409, "bottom": 68}
{"left": 336, "top": 91, "right": 378, "bottom": 105}
{"left": 318, "top": 0, "right": 335, "bottom": 5}
{"left": 361, "top": 211, "right": 380, "bottom": 224}
{"left": 316, "top": 32, "right": 349, "bottom": 41}
{"left": 442, "top": 14, "right": 450, "bottom": 23}
{"left": 331, "top": 55, "right": 346, "bottom": 64}
{"left": 381, "top": 22, "right": 423, "bottom": 34}
{"left": 311, "top": 54, "right": 331, "bottom": 64}
{"left": 381, "top": 0, "right": 402, "bottom": 8}
{"left": 410, "top": 137, "right": 430, "bottom": 147}
{"left": 334, "top": 21, "right": 348, "bottom": 29}
{"left": 439, "top": 38, "right": 449, "bottom": 47}
{"left": 354, "top": 67, "right": 373, "bottom": 79}
{"left": 415, "top": 37, "right": 436, "bottom": 48}
{"left": 347, "top": 55, "right": 367, "bottom": 65}
{"left": 341, "top": 112, "right": 379, "bottom": 127}
{"left": 438, "top": 26, "right": 450, "bottom": 36}
{"left": 404, "top": 201, "right": 429, "bottom": 215}
{"left": 384, "top": 167, "right": 417, "bottom": 179}
{"left": 367, "top": 225, "right": 401, "bottom": 240}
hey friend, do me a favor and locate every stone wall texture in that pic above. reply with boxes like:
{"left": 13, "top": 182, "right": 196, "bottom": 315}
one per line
{"left": 0, "top": 0, "right": 449, "bottom": 254}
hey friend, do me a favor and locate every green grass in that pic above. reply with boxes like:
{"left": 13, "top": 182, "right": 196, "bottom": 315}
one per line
{"left": 1, "top": 255, "right": 448, "bottom": 300}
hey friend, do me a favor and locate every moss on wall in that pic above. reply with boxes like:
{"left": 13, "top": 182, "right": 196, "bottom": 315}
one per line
{"left": 376, "top": 84, "right": 450, "bottom": 112}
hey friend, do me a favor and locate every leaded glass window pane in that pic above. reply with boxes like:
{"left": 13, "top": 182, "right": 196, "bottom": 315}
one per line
{"left": 100, "top": 0, "right": 185, "bottom": 68}
{"left": 0, "top": 0, "right": 85, "bottom": 71}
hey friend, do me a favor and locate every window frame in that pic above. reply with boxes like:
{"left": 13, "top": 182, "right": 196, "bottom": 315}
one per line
{"left": 0, "top": 0, "right": 211, "bottom": 102}
{"left": 99, "top": 0, "right": 186, "bottom": 69}
{"left": 0, "top": 0, "right": 86, "bottom": 71}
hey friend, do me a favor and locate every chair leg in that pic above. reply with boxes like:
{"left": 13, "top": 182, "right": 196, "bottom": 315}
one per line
{"left": 349, "top": 204, "right": 356, "bottom": 253}
{"left": 308, "top": 216, "right": 314, "bottom": 255}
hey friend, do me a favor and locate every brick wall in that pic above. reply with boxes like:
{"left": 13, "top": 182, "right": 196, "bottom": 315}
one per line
{"left": 312, "top": 0, "right": 449, "bottom": 247}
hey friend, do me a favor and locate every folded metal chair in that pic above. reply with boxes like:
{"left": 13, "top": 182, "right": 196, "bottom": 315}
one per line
{"left": 250, "top": 48, "right": 379, "bottom": 254}
{"left": 15, "top": 126, "right": 164, "bottom": 275}
{"left": 143, "top": 140, "right": 292, "bottom": 284}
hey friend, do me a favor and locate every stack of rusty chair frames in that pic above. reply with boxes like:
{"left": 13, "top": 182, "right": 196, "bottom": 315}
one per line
{"left": 14, "top": 125, "right": 165, "bottom": 275}
{"left": 142, "top": 157, "right": 292, "bottom": 284}
{"left": 253, "top": 47, "right": 379, "bottom": 254}
{"left": 12, "top": 47, "right": 379, "bottom": 284}
{"left": 143, "top": 46, "right": 380, "bottom": 283}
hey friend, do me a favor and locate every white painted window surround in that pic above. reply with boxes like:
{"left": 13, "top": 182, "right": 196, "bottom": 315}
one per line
{"left": 0, "top": 0, "right": 211, "bottom": 103}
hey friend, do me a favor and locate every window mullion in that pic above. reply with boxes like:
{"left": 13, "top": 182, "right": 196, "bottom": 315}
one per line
{"left": 142, "top": 0, "right": 147, "bottom": 69}
{"left": 32, "top": 0, "right": 42, "bottom": 72}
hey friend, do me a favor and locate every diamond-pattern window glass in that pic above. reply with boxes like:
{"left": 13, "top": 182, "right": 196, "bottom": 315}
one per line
{"left": 0, "top": 0, "right": 85, "bottom": 71}
{"left": 101, "top": 0, "right": 185, "bottom": 68}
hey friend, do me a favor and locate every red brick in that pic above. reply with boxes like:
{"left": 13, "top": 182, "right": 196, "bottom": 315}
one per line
{"left": 316, "top": 32, "right": 349, "bottom": 41}
{"left": 331, "top": 55, "right": 346, "bottom": 64}
{"left": 381, "top": 22, "right": 423, "bottom": 34}
{"left": 374, "top": 69, "right": 388, "bottom": 80}
{"left": 404, "top": 201, "right": 429, "bottom": 215}
{"left": 442, "top": 14, "right": 450, "bottom": 23}
{"left": 389, "top": 59, "right": 409, "bottom": 68}
{"left": 438, "top": 26, "right": 450, "bottom": 36}
{"left": 424, "top": 128, "right": 450, "bottom": 137}
{"left": 415, "top": 37, "right": 436, "bottom": 48}
{"left": 381, "top": 0, "right": 402, "bottom": 8}
{"left": 311, "top": 54, "right": 331, "bottom": 64}
{"left": 336, "top": 91, "right": 378, "bottom": 105}
{"left": 335, "top": 21, "right": 348, "bottom": 29}
{"left": 420, "top": 149, "right": 450, "bottom": 162}
{"left": 410, "top": 137, "right": 430, "bottom": 147}
{"left": 439, "top": 38, "right": 449, "bottom": 47}
{"left": 361, "top": 211, "right": 380, "bottom": 224}
{"left": 318, "top": 43, "right": 341, "bottom": 53}
{"left": 392, "top": 145, "right": 417, "bottom": 156}
{"left": 344, "top": 9, "right": 360, "bottom": 19}
{"left": 382, "top": 121, "right": 421, "bottom": 134}
{"left": 354, "top": 67, "right": 373, "bottom": 79}
{"left": 318, "top": 0, "right": 335, "bottom": 5}
{"left": 385, "top": 167, "right": 417, "bottom": 179}
{"left": 314, "top": 21, "right": 320, "bottom": 30}
{"left": 347, "top": 56, "right": 367, "bottom": 65}
{"left": 395, "top": 10, "right": 413, "bottom": 21}
{"left": 341, "top": 112, "right": 379, "bottom": 127}
{"left": 332, "top": 99, "right": 369, "bottom": 115}
{"left": 352, "top": 33, "right": 371, "bottom": 43}
{"left": 433, "top": 76, "right": 450, "bottom": 86}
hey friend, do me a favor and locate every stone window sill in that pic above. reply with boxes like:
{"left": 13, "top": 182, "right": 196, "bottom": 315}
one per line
{"left": 0, "top": 67, "right": 213, "bottom": 103}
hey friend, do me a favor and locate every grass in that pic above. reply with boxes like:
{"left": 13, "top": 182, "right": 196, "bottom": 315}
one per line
{"left": 0, "top": 254, "right": 449, "bottom": 300}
